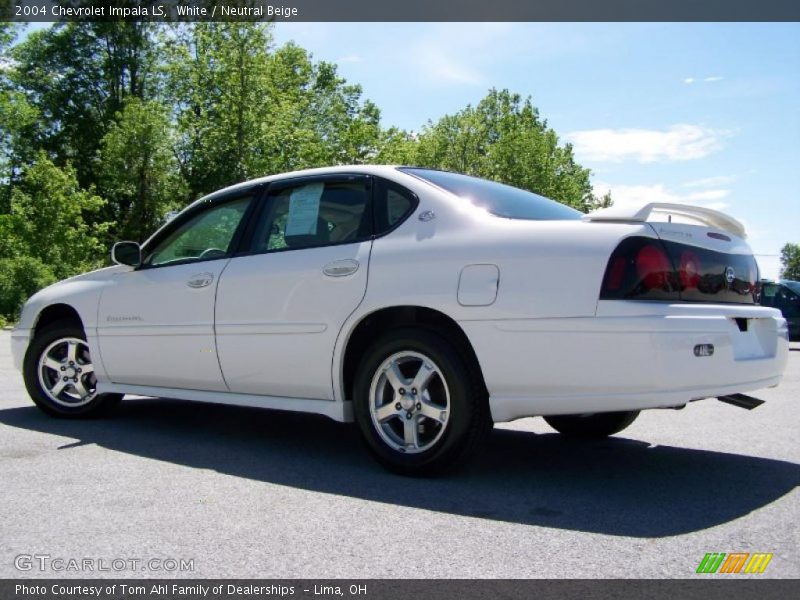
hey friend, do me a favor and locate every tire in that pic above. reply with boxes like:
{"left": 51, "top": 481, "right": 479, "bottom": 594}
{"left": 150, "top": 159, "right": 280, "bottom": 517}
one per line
{"left": 544, "top": 410, "right": 639, "bottom": 439}
{"left": 353, "top": 327, "right": 491, "bottom": 476}
{"left": 23, "top": 321, "right": 123, "bottom": 418}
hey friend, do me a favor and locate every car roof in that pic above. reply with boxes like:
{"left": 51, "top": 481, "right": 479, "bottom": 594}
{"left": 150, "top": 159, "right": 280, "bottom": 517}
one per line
{"left": 200, "top": 165, "right": 406, "bottom": 203}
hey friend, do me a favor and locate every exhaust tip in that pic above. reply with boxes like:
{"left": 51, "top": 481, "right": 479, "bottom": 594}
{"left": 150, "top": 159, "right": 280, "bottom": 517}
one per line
{"left": 717, "top": 393, "right": 766, "bottom": 410}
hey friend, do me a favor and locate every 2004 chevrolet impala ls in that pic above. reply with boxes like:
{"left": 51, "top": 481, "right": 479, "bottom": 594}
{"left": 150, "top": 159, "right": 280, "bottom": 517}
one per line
{"left": 11, "top": 166, "right": 790, "bottom": 474}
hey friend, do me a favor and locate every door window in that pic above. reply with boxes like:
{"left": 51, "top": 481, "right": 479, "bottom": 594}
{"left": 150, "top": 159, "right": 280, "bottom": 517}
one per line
{"left": 251, "top": 179, "right": 371, "bottom": 253}
{"left": 144, "top": 196, "right": 252, "bottom": 266}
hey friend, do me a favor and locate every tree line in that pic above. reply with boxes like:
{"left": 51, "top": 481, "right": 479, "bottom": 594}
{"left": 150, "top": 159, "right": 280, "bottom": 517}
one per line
{"left": 0, "top": 20, "right": 609, "bottom": 323}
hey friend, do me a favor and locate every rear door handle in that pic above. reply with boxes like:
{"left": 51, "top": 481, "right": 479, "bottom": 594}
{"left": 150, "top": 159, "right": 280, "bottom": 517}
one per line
{"left": 323, "top": 259, "right": 359, "bottom": 277}
{"left": 187, "top": 272, "right": 214, "bottom": 288}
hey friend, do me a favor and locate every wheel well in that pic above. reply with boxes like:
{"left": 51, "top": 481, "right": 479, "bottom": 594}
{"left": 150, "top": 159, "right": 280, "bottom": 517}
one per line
{"left": 33, "top": 304, "right": 83, "bottom": 338}
{"left": 341, "top": 306, "right": 487, "bottom": 401}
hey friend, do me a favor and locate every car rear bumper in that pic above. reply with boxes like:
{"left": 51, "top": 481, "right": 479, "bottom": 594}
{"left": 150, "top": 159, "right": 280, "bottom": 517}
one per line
{"left": 460, "top": 302, "right": 790, "bottom": 422}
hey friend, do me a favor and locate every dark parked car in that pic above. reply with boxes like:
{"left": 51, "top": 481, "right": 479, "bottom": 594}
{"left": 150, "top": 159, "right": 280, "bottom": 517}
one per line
{"left": 760, "top": 280, "right": 800, "bottom": 341}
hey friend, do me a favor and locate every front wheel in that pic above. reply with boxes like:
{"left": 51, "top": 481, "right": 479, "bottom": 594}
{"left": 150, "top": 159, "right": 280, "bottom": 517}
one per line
{"left": 23, "top": 322, "right": 123, "bottom": 418}
{"left": 353, "top": 328, "right": 490, "bottom": 476}
{"left": 544, "top": 410, "right": 639, "bottom": 439}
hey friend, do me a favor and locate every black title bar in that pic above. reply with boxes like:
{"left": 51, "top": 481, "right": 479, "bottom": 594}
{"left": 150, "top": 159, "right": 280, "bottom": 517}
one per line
{"left": 4, "top": 0, "right": 800, "bottom": 22}
{"left": 3, "top": 579, "right": 800, "bottom": 600}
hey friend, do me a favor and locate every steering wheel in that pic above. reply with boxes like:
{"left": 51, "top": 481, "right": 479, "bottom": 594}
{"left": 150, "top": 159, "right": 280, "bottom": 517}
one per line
{"left": 199, "top": 248, "right": 226, "bottom": 260}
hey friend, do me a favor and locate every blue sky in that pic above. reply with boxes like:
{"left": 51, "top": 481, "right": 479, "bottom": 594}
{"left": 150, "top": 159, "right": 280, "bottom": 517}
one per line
{"left": 272, "top": 23, "right": 800, "bottom": 279}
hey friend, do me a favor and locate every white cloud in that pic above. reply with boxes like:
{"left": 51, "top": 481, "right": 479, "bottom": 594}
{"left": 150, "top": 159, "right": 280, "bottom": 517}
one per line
{"left": 405, "top": 23, "right": 518, "bottom": 86}
{"left": 755, "top": 255, "right": 781, "bottom": 280}
{"left": 566, "top": 124, "right": 730, "bottom": 163}
{"left": 336, "top": 54, "right": 363, "bottom": 63}
{"left": 414, "top": 47, "right": 486, "bottom": 85}
{"left": 683, "top": 76, "right": 724, "bottom": 84}
{"left": 593, "top": 181, "right": 731, "bottom": 212}
{"left": 682, "top": 175, "right": 735, "bottom": 188}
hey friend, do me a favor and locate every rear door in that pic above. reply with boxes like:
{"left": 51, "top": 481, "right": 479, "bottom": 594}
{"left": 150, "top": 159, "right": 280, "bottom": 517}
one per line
{"left": 215, "top": 174, "right": 373, "bottom": 400}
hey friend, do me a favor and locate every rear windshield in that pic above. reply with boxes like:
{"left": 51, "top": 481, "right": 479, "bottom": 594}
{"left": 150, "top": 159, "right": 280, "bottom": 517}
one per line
{"left": 399, "top": 167, "right": 582, "bottom": 221}
{"left": 782, "top": 280, "right": 800, "bottom": 295}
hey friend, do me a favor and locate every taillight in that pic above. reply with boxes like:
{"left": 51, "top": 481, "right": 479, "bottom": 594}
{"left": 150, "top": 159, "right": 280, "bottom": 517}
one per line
{"left": 678, "top": 250, "right": 701, "bottom": 290}
{"left": 636, "top": 245, "right": 671, "bottom": 290}
{"left": 606, "top": 256, "right": 626, "bottom": 291}
{"left": 600, "top": 236, "right": 759, "bottom": 304}
{"left": 600, "top": 237, "right": 678, "bottom": 301}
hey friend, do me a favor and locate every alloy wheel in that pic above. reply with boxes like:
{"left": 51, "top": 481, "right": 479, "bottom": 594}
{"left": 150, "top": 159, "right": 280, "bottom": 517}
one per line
{"left": 368, "top": 350, "right": 450, "bottom": 454}
{"left": 37, "top": 337, "right": 97, "bottom": 407}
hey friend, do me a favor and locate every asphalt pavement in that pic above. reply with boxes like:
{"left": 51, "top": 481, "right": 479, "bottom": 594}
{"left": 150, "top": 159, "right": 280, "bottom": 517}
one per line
{"left": 1, "top": 331, "right": 798, "bottom": 579}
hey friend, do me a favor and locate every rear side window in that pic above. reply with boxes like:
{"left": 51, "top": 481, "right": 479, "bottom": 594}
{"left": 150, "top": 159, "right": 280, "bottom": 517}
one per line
{"left": 399, "top": 167, "right": 582, "bottom": 221}
{"left": 373, "top": 178, "right": 418, "bottom": 235}
{"left": 251, "top": 178, "right": 371, "bottom": 253}
{"left": 761, "top": 283, "right": 800, "bottom": 317}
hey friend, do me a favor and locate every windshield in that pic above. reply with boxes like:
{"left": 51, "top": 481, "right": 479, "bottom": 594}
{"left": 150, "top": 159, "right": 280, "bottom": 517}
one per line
{"left": 399, "top": 167, "right": 583, "bottom": 221}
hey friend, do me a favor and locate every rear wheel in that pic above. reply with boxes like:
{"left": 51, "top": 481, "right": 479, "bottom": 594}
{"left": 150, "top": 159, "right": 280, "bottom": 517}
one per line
{"left": 23, "top": 322, "right": 123, "bottom": 418}
{"left": 353, "top": 328, "right": 490, "bottom": 476}
{"left": 544, "top": 411, "right": 639, "bottom": 439}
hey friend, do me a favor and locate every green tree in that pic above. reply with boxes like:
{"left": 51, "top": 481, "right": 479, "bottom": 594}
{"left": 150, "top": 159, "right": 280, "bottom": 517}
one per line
{"left": 372, "top": 128, "right": 419, "bottom": 165}
{"left": 0, "top": 23, "right": 40, "bottom": 211}
{"left": 0, "top": 23, "right": 19, "bottom": 59}
{"left": 780, "top": 243, "right": 800, "bottom": 281}
{"left": 97, "top": 98, "right": 186, "bottom": 243}
{"left": 164, "top": 24, "right": 383, "bottom": 200}
{"left": 0, "top": 154, "right": 110, "bottom": 280}
{"left": 413, "top": 89, "right": 606, "bottom": 212}
{"left": 0, "top": 90, "right": 40, "bottom": 210}
{"left": 0, "top": 256, "right": 56, "bottom": 321}
{"left": 11, "top": 20, "right": 158, "bottom": 187}
{"left": 164, "top": 22, "right": 276, "bottom": 199}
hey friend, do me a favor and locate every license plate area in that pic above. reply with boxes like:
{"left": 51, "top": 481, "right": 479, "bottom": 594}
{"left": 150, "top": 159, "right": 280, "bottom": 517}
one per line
{"left": 730, "top": 318, "right": 775, "bottom": 360}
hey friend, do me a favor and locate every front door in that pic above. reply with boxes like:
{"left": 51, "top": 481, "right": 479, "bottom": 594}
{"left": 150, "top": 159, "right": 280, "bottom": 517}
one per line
{"left": 97, "top": 193, "right": 254, "bottom": 391}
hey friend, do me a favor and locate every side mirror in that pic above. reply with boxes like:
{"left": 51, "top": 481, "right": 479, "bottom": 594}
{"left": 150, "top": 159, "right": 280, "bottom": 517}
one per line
{"left": 111, "top": 241, "right": 142, "bottom": 267}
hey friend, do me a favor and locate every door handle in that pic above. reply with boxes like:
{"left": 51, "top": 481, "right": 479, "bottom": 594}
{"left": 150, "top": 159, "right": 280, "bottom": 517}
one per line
{"left": 187, "top": 272, "right": 214, "bottom": 288}
{"left": 323, "top": 259, "right": 359, "bottom": 277}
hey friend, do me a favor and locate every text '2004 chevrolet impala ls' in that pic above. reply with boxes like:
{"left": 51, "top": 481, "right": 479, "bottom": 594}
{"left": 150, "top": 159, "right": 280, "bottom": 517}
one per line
{"left": 11, "top": 166, "right": 790, "bottom": 475}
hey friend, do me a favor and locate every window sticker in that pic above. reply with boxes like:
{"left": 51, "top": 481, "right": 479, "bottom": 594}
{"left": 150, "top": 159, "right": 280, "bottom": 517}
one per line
{"left": 285, "top": 183, "right": 324, "bottom": 236}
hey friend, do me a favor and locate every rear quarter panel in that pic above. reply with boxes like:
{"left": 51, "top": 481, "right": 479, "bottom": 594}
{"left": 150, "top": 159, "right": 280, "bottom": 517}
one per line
{"left": 361, "top": 195, "right": 654, "bottom": 321}
{"left": 334, "top": 178, "right": 655, "bottom": 400}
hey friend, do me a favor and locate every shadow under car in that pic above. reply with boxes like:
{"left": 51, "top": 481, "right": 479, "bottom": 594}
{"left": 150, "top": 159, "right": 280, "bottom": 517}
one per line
{"left": 0, "top": 398, "right": 797, "bottom": 538}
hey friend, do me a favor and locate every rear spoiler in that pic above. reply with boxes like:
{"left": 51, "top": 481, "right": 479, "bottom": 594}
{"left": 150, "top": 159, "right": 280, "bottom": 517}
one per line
{"left": 583, "top": 202, "right": 747, "bottom": 239}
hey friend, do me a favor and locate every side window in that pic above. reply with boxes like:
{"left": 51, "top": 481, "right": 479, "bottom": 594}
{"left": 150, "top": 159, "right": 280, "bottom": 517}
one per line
{"left": 374, "top": 178, "right": 417, "bottom": 235}
{"left": 761, "top": 284, "right": 779, "bottom": 308}
{"left": 785, "top": 288, "right": 800, "bottom": 317}
{"left": 251, "top": 179, "right": 371, "bottom": 253}
{"left": 145, "top": 196, "right": 252, "bottom": 266}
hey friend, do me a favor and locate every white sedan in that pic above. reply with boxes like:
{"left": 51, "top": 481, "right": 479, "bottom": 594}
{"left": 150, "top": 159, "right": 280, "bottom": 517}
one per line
{"left": 11, "top": 166, "right": 790, "bottom": 474}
